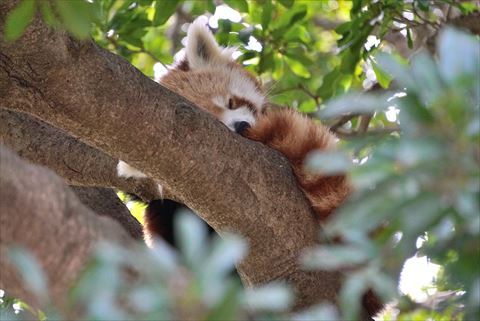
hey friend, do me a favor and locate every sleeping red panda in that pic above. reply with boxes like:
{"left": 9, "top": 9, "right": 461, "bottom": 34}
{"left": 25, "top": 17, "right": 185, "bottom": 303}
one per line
{"left": 118, "top": 17, "right": 350, "bottom": 240}
{"left": 118, "top": 17, "right": 381, "bottom": 317}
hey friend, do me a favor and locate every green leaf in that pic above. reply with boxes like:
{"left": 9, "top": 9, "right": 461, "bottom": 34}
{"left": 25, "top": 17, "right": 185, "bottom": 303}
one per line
{"left": 261, "top": 0, "right": 272, "bottom": 31}
{"left": 320, "top": 92, "right": 392, "bottom": 119}
{"left": 316, "top": 69, "right": 341, "bottom": 100}
{"left": 272, "top": 53, "right": 284, "bottom": 80}
{"left": 416, "top": 0, "right": 430, "bottom": 11}
{"left": 39, "top": 1, "right": 58, "bottom": 27}
{"left": 288, "top": 5, "right": 307, "bottom": 25}
{"left": 298, "top": 99, "right": 317, "bottom": 113}
{"left": 302, "top": 245, "right": 373, "bottom": 270}
{"left": 406, "top": 27, "right": 413, "bottom": 49}
{"left": 397, "top": 93, "right": 435, "bottom": 127}
{"left": 395, "top": 138, "right": 443, "bottom": 166}
{"left": 204, "top": 280, "right": 241, "bottom": 321}
{"left": 244, "top": 282, "right": 293, "bottom": 312}
{"left": 410, "top": 51, "right": 443, "bottom": 103}
{"left": 304, "top": 150, "right": 352, "bottom": 175}
{"left": 340, "top": 48, "right": 360, "bottom": 73}
{"left": 324, "top": 183, "right": 409, "bottom": 236}
{"left": 201, "top": 233, "right": 246, "bottom": 282}
{"left": 371, "top": 60, "right": 392, "bottom": 89}
{"left": 54, "top": 0, "right": 94, "bottom": 39}
{"left": 364, "top": 267, "right": 397, "bottom": 302}
{"left": 340, "top": 273, "right": 368, "bottom": 320}
{"left": 223, "top": 0, "right": 249, "bottom": 13}
{"left": 4, "top": 0, "right": 36, "bottom": 41}
{"left": 376, "top": 52, "right": 414, "bottom": 89}
{"left": 198, "top": 234, "right": 246, "bottom": 309}
{"left": 293, "top": 303, "right": 339, "bottom": 321}
{"left": 175, "top": 210, "right": 209, "bottom": 269}
{"left": 398, "top": 193, "right": 445, "bottom": 234}
{"left": 149, "top": 238, "right": 180, "bottom": 274}
{"left": 284, "top": 56, "right": 311, "bottom": 78}
{"left": 351, "top": 0, "right": 363, "bottom": 14}
{"left": 284, "top": 25, "right": 310, "bottom": 44}
{"left": 238, "top": 26, "right": 254, "bottom": 44}
{"left": 335, "top": 21, "right": 351, "bottom": 35}
{"left": 284, "top": 47, "right": 313, "bottom": 65}
{"left": 8, "top": 247, "right": 47, "bottom": 300}
{"left": 277, "top": 0, "right": 294, "bottom": 8}
{"left": 459, "top": 2, "right": 478, "bottom": 14}
{"left": 153, "top": 0, "right": 179, "bottom": 25}
{"left": 258, "top": 48, "right": 274, "bottom": 73}
{"left": 271, "top": 4, "right": 306, "bottom": 38}
{"left": 438, "top": 27, "right": 480, "bottom": 84}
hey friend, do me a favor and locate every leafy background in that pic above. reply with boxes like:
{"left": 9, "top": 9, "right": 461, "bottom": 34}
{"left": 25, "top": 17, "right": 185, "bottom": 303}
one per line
{"left": 1, "top": 0, "right": 479, "bottom": 320}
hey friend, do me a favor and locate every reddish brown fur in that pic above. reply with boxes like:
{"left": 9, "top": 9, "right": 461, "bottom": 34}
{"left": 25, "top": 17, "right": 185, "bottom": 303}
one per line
{"left": 160, "top": 65, "right": 262, "bottom": 121}
{"left": 245, "top": 108, "right": 351, "bottom": 221}
{"left": 231, "top": 96, "right": 257, "bottom": 114}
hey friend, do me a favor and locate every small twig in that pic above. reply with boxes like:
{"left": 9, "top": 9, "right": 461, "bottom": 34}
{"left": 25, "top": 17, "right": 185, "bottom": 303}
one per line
{"left": 298, "top": 84, "right": 320, "bottom": 104}
{"left": 445, "top": 4, "right": 453, "bottom": 22}
{"left": 412, "top": 3, "right": 441, "bottom": 29}
{"left": 329, "top": 114, "right": 358, "bottom": 131}
{"left": 392, "top": 17, "right": 421, "bottom": 27}
{"left": 357, "top": 114, "right": 373, "bottom": 133}
{"left": 312, "top": 17, "right": 345, "bottom": 30}
{"left": 332, "top": 125, "right": 400, "bottom": 139}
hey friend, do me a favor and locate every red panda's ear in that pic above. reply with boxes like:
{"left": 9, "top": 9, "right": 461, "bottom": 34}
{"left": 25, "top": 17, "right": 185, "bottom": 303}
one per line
{"left": 185, "top": 17, "right": 235, "bottom": 69}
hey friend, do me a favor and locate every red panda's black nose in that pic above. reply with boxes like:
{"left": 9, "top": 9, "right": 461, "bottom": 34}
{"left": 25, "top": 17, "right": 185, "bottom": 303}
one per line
{"left": 234, "top": 121, "right": 251, "bottom": 134}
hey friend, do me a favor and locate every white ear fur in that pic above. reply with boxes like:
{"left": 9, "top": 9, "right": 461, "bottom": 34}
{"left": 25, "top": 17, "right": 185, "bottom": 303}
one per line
{"left": 186, "top": 17, "right": 235, "bottom": 69}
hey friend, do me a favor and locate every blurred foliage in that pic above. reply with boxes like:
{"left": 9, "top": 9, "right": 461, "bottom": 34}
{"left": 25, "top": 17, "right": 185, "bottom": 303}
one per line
{"left": 2, "top": 0, "right": 479, "bottom": 320}
{"left": 305, "top": 27, "right": 479, "bottom": 320}
{"left": 1, "top": 211, "right": 293, "bottom": 321}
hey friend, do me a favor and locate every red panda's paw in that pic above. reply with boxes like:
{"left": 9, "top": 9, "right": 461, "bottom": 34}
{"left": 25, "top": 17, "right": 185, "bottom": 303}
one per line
{"left": 245, "top": 108, "right": 351, "bottom": 221}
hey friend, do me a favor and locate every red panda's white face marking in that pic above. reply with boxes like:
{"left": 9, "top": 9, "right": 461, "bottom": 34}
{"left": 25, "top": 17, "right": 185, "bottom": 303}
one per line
{"left": 212, "top": 71, "right": 264, "bottom": 132}
{"left": 159, "top": 17, "right": 266, "bottom": 135}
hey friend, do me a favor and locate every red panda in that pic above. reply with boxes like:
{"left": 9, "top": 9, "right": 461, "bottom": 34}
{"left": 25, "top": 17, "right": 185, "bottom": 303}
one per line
{"left": 118, "top": 17, "right": 350, "bottom": 237}
{"left": 118, "top": 17, "right": 382, "bottom": 317}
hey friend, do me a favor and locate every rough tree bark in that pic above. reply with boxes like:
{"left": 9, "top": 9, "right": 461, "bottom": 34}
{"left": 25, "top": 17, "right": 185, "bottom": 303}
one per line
{"left": 70, "top": 186, "right": 144, "bottom": 240}
{"left": 0, "top": 0, "right": 342, "bottom": 313}
{"left": 0, "top": 109, "right": 164, "bottom": 202}
{"left": 0, "top": 146, "right": 137, "bottom": 310}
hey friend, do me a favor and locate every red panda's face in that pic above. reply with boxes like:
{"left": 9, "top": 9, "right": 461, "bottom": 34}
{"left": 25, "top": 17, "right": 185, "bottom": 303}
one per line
{"left": 159, "top": 18, "right": 266, "bottom": 135}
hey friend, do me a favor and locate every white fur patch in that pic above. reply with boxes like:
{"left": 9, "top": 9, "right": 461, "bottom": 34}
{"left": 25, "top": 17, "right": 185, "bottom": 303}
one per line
{"left": 157, "top": 183, "right": 163, "bottom": 199}
{"left": 229, "top": 73, "right": 264, "bottom": 110}
{"left": 221, "top": 107, "right": 256, "bottom": 131}
{"left": 117, "top": 160, "right": 147, "bottom": 179}
{"left": 212, "top": 95, "right": 227, "bottom": 108}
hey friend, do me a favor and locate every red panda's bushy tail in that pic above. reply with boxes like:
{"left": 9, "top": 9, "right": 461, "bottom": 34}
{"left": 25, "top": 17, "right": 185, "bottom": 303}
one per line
{"left": 246, "top": 108, "right": 383, "bottom": 318}
{"left": 245, "top": 108, "right": 351, "bottom": 221}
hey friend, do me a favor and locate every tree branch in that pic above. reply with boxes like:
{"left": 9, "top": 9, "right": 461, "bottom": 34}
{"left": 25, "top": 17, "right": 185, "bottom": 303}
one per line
{"left": 0, "top": 0, "right": 342, "bottom": 310}
{"left": 449, "top": 10, "right": 480, "bottom": 35}
{"left": 70, "top": 186, "right": 144, "bottom": 240}
{"left": 426, "top": 11, "right": 480, "bottom": 54}
{"left": 0, "top": 108, "right": 167, "bottom": 202}
{"left": 0, "top": 145, "right": 137, "bottom": 311}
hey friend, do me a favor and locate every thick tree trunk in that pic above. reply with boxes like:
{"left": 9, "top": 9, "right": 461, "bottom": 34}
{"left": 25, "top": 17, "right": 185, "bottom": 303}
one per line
{"left": 0, "top": 0, "right": 342, "bottom": 311}
{"left": 0, "top": 146, "right": 137, "bottom": 311}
